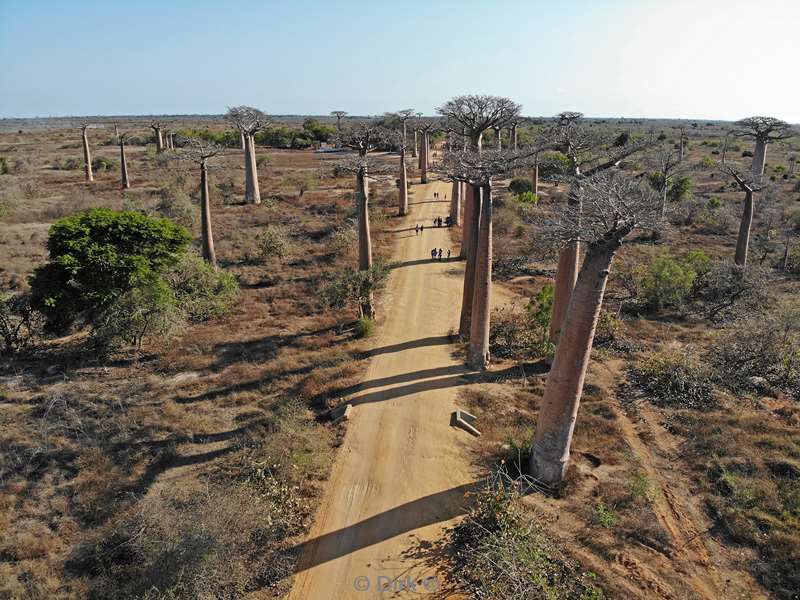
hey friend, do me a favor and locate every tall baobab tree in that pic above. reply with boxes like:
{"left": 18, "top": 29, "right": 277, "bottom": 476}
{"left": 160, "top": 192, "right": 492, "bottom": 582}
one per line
{"left": 531, "top": 173, "right": 663, "bottom": 485}
{"left": 438, "top": 94, "right": 522, "bottom": 338}
{"left": 417, "top": 120, "right": 439, "bottom": 184}
{"left": 440, "top": 147, "right": 535, "bottom": 368}
{"left": 731, "top": 116, "right": 793, "bottom": 185}
{"left": 397, "top": 135, "right": 410, "bottom": 216}
{"left": 80, "top": 123, "right": 93, "bottom": 182}
{"left": 677, "top": 126, "right": 686, "bottom": 162}
{"left": 150, "top": 120, "right": 165, "bottom": 153}
{"left": 492, "top": 125, "right": 502, "bottom": 150}
{"left": 412, "top": 112, "right": 422, "bottom": 158}
{"left": 226, "top": 106, "right": 268, "bottom": 204}
{"left": 118, "top": 132, "right": 131, "bottom": 189}
{"left": 338, "top": 123, "right": 391, "bottom": 318}
{"left": 331, "top": 110, "right": 347, "bottom": 147}
{"left": 450, "top": 178, "right": 461, "bottom": 226}
{"left": 510, "top": 120, "right": 519, "bottom": 150}
{"left": 395, "top": 109, "right": 415, "bottom": 150}
{"left": 179, "top": 137, "right": 224, "bottom": 268}
{"left": 547, "top": 111, "right": 651, "bottom": 344}
{"left": 718, "top": 161, "right": 766, "bottom": 267}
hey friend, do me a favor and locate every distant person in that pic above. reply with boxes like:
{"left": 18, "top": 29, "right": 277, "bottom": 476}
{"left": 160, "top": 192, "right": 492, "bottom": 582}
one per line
{"left": 438, "top": 248, "right": 443, "bottom": 260}
{"left": 420, "top": 224, "right": 424, "bottom": 233}
{"left": 431, "top": 248, "right": 437, "bottom": 260}
{"left": 447, "top": 249, "right": 451, "bottom": 259}
{"left": 414, "top": 224, "right": 419, "bottom": 235}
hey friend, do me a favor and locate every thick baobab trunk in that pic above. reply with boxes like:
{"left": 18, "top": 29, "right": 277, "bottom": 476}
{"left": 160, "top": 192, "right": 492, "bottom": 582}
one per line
{"left": 460, "top": 182, "right": 475, "bottom": 259}
{"left": 398, "top": 149, "right": 409, "bottom": 216}
{"left": 119, "top": 142, "right": 130, "bottom": 189}
{"left": 420, "top": 130, "right": 429, "bottom": 184}
{"left": 240, "top": 132, "right": 246, "bottom": 150}
{"left": 413, "top": 130, "right": 418, "bottom": 158}
{"left": 734, "top": 188, "right": 754, "bottom": 267}
{"left": 356, "top": 167, "right": 374, "bottom": 318}
{"left": 154, "top": 127, "right": 164, "bottom": 153}
{"left": 532, "top": 161, "right": 539, "bottom": 196}
{"left": 113, "top": 123, "right": 119, "bottom": 143}
{"left": 459, "top": 184, "right": 481, "bottom": 338}
{"left": 752, "top": 138, "right": 767, "bottom": 185}
{"left": 494, "top": 127, "right": 502, "bottom": 150}
{"left": 81, "top": 128, "right": 93, "bottom": 182}
{"left": 531, "top": 234, "right": 625, "bottom": 485}
{"left": 678, "top": 130, "right": 685, "bottom": 162}
{"left": 244, "top": 134, "right": 261, "bottom": 204}
{"left": 468, "top": 181, "right": 493, "bottom": 369}
{"left": 512, "top": 124, "right": 518, "bottom": 150}
{"left": 450, "top": 179, "right": 461, "bottom": 226}
{"left": 550, "top": 178, "right": 581, "bottom": 343}
{"left": 199, "top": 161, "right": 217, "bottom": 268}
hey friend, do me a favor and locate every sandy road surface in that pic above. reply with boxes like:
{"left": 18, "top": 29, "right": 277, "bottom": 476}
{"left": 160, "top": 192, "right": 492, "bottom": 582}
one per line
{"left": 288, "top": 180, "right": 479, "bottom": 599}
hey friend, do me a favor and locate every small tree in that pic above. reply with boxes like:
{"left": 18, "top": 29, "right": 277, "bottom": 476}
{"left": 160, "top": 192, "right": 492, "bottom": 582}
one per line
{"left": 30, "top": 208, "right": 190, "bottom": 332}
{"left": 150, "top": 120, "right": 165, "bottom": 153}
{"left": 530, "top": 172, "right": 662, "bottom": 485}
{"left": 322, "top": 264, "right": 389, "bottom": 325}
{"left": 331, "top": 110, "right": 347, "bottom": 147}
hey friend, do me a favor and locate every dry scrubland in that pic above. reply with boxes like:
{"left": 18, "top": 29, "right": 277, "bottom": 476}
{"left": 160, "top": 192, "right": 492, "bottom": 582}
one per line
{"left": 0, "top": 117, "right": 401, "bottom": 598}
{"left": 1, "top": 115, "right": 799, "bottom": 599}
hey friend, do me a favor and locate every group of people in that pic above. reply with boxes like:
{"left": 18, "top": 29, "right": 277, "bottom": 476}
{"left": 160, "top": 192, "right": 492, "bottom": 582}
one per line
{"left": 430, "top": 248, "right": 451, "bottom": 261}
{"left": 433, "top": 191, "right": 447, "bottom": 200}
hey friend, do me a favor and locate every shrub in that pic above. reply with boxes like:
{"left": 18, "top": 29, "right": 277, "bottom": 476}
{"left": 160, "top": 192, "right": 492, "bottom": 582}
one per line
{"left": 613, "top": 131, "right": 631, "bottom": 147}
{"left": 537, "top": 151, "right": 571, "bottom": 180}
{"left": 517, "top": 191, "right": 539, "bottom": 204}
{"left": 19, "top": 179, "right": 41, "bottom": 200}
{"left": 156, "top": 186, "right": 196, "bottom": 228}
{"left": 0, "top": 191, "right": 17, "bottom": 221}
{"left": 451, "top": 486, "right": 606, "bottom": 599}
{"left": 91, "top": 156, "right": 118, "bottom": 171}
{"left": 257, "top": 226, "right": 289, "bottom": 261}
{"left": 593, "top": 311, "right": 632, "bottom": 352}
{"left": 787, "top": 243, "right": 800, "bottom": 274}
{"left": 30, "top": 208, "right": 191, "bottom": 332}
{"left": 328, "top": 220, "right": 357, "bottom": 254}
{"left": 709, "top": 301, "right": 800, "bottom": 399}
{"left": 699, "top": 156, "right": 715, "bottom": 169}
{"left": 630, "top": 349, "right": 714, "bottom": 409}
{"left": 689, "top": 261, "right": 768, "bottom": 322}
{"left": 0, "top": 156, "right": 8, "bottom": 174}
{"left": 321, "top": 263, "right": 390, "bottom": 321}
{"left": 0, "top": 293, "right": 43, "bottom": 355}
{"left": 164, "top": 253, "right": 238, "bottom": 322}
{"left": 508, "top": 178, "right": 532, "bottom": 195}
{"left": 636, "top": 254, "right": 704, "bottom": 311}
{"left": 91, "top": 273, "right": 184, "bottom": 351}
{"left": 490, "top": 285, "right": 554, "bottom": 360}
{"left": 354, "top": 316, "right": 374, "bottom": 338}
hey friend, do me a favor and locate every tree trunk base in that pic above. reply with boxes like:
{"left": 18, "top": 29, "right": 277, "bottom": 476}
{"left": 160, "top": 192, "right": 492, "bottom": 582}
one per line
{"left": 530, "top": 445, "right": 568, "bottom": 486}
{"left": 467, "top": 347, "right": 489, "bottom": 370}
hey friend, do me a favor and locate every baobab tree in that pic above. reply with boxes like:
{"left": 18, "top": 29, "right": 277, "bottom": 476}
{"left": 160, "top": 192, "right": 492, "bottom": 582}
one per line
{"left": 397, "top": 136, "right": 410, "bottom": 216}
{"left": 226, "top": 106, "right": 268, "bottom": 204}
{"left": 731, "top": 116, "right": 793, "bottom": 184}
{"left": 417, "top": 120, "right": 439, "bottom": 184}
{"left": 395, "top": 109, "right": 415, "bottom": 150}
{"left": 647, "top": 143, "right": 691, "bottom": 217}
{"left": 546, "top": 111, "right": 651, "bottom": 344}
{"left": 412, "top": 112, "right": 422, "bottom": 158}
{"left": 437, "top": 94, "right": 521, "bottom": 338}
{"left": 80, "top": 123, "right": 93, "bottom": 182}
{"left": 718, "top": 161, "right": 766, "bottom": 267}
{"left": 338, "top": 123, "right": 392, "bottom": 318}
{"left": 531, "top": 172, "right": 663, "bottom": 485}
{"left": 331, "top": 110, "right": 347, "bottom": 146}
{"left": 439, "top": 147, "right": 536, "bottom": 368}
{"left": 118, "top": 133, "right": 131, "bottom": 189}
{"left": 150, "top": 120, "right": 165, "bottom": 153}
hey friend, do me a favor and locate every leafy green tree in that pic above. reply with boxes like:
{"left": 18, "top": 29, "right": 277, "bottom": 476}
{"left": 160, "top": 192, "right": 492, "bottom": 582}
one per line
{"left": 322, "top": 264, "right": 389, "bottom": 322}
{"left": 30, "top": 208, "right": 191, "bottom": 332}
{"left": 508, "top": 178, "right": 532, "bottom": 195}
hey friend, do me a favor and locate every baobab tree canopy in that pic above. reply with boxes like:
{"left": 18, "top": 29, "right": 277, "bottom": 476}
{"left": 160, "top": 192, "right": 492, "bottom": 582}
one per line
{"left": 226, "top": 105, "right": 269, "bottom": 134}
{"left": 437, "top": 95, "right": 522, "bottom": 142}
{"left": 732, "top": 116, "right": 793, "bottom": 141}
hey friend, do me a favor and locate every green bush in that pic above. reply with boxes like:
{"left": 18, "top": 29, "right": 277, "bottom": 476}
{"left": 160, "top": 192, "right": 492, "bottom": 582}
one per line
{"left": 537, "top": 151, "right": 571, "bottom": 180}
{"left": 451, "top": 486, "right": 606, "bottom": 599}
{"left": 508, "top": 178, "right": 532, "bottom": 195}
{"left": 354, "top": 316, "right": 374, "bottom": 338}
{"left": 30, "top": 208, "right": 191, "bottom": 332}
{"left": 165, "top": 253, "right": 238, "bottom": 322}
{"left": 517, "top": 191, "right": 539, "bottom": 204}
{"left": 257, "top": 226, "right": 289, "bottom": 261}
{"left": 636, "top": 252, "right": 708, "bottom": 311}
{"left": 630, "top": 350, "right": 714, "bottom": 409}
{"left": 322, "top": 263, "right": 389, "bottom": 321}
{"left": 156, "top": 187, "right": 196, "bottom": 228}
{"left": 0, "top": 157, "right": 9, "bottom": 175}
{"left": 91, "top": 156, "right": 118, "bottom": 171}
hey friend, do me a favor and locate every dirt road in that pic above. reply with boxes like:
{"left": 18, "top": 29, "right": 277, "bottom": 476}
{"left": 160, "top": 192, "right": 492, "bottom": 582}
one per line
{"left": 288, "top": 180, "right": 477, "bottom": 599}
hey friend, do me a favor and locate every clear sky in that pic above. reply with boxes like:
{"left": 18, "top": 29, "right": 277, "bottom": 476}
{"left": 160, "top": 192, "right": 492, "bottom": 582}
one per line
{"left": 1, "top": 0, "right": 798, "bottom": 122}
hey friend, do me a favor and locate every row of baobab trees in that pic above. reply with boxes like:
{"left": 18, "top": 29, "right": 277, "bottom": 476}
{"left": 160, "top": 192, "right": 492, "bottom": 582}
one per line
{"left": 74, "top": 101, "right": 793, "bottom": 486}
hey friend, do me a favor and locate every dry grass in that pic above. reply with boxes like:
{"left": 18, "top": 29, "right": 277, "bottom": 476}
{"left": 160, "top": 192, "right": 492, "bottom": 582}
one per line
{"left": 0, "top": 118, "right": 399, "bottom": 598}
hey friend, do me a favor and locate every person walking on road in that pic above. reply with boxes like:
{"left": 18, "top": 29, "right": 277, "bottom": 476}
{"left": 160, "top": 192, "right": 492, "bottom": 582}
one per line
{"left": 438, "top": 248, "right": 443, "bottom": 260}
{"left": 447, "top": 248, "right": 451, "bottom": 260}
{"left": 415, "top": 224, "right": 419, "bottom": 235}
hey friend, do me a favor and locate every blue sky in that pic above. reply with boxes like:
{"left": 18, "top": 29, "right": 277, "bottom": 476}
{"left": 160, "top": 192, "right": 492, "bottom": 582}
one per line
{"left": 1, "top": 0, "right": 798, "bottom": 121}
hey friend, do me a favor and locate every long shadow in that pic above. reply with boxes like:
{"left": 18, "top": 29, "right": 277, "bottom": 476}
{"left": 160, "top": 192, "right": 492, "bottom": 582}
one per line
{"left": 391, "top": 257, "right": 461, "bottom": 269}
{"left": 360, "top": 335, "right": 453, "bottom": 358}
{"left": 408, "top": 200, "right": 449, "bottom": 205}
{"left": 176, "top": 362, "right": 318, "bottom": 403}
{"left": 110, "top": 419, "right": 271, "bottom": 453}
{"left": 348, "top": 373, "right": 477, "bottom": 406}
{"left": 127, "top": 446, "right": 237, "bottom": 497}
{"left": 290, "top": 481, "right": 481, "bottom": 574}
{"left": 327, "top": 364, "right": 469, "bottom": 399}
